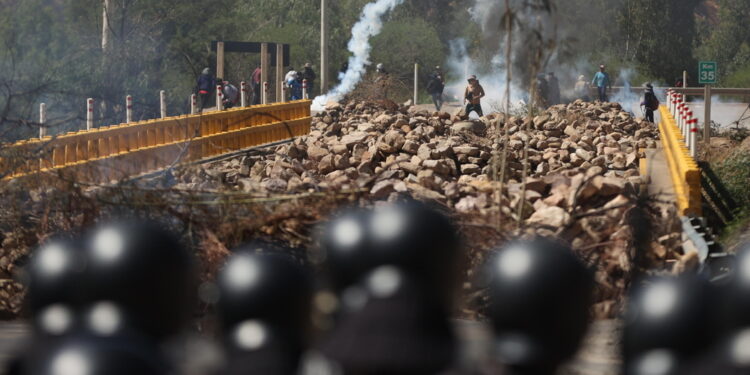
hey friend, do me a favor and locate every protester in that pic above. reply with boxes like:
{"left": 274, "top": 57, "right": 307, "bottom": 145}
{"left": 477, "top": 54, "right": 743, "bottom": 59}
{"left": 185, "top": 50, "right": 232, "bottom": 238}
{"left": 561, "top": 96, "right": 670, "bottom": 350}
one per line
{"left": 641, "top": 83, "right": 659, "bottom": 123}
{"left": 374, "top": 63, "right": 389, "bottom": 99}
{"left": 592, "top": 64, "right": 612, "bottom": 102}
{"left": 575, "top": 75, "right": 590, "bottom": 101}
{"left": 547, "top": 72, "right": 561, "bottom": 105}
{"left": 535, "top": 73, "right": 549, "bottom": 109}
{"left": 300, "top": 63, "right": 316, "bottom": 96}
{"left": 288, "top": 72, "right": 302, "bottom": 101}
{"left": 464, "top": 75, "right": 486, "bottom": 117}
{"left": 222, "top": 79, "right": 239, "bottom": 109}
{"left": 196, "top": 67, "right": 216, "bottom": 112}
{"left": 426, "top": 66, "right": 445, "bottom": 111}
{"left": 251, "top": 65, "right": 262, "bottom": 105}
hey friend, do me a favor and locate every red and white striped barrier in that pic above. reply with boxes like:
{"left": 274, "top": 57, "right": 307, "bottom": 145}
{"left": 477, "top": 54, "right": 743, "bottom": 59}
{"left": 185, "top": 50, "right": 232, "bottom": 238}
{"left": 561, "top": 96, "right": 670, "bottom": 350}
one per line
{"left": 241, "top": 81, "right": 248, "bottom": 107}
{"left": 126, "top": 95, "right": 133, "bottom": 123}
{"left": 39, "top": 103, "right": 47, "bottom": 138}
{"left": 86, "top": 98, "right": 94, "bottom": 130}
{"left": 263, "top": 82, "right": 269, "bottom": 105}
{"left": 281, "top": 81, "right": 287, "bottom": 103}
{"left": 190, "top": 94, "right": 197, "bottom": 115}
{"left": 217, "top": 85, "right": 224, "bottom": 111}
{"left": 160, "top": 90, "right": 167, "bottom": 119}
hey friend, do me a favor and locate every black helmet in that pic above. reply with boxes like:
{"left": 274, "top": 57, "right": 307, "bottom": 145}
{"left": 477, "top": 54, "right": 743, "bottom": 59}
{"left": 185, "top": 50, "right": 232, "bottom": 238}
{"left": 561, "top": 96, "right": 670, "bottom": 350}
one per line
{"left": 366, "top": 200, "right": 460, "bottom": 293}
{"left": 622, "top": 275, "right": 716, "bottom": 368}
{"left": 216, "top": 246, "right": 312, "bottom": 338}
{"left": 25, "top": 334, "right": 167, "bottom": 375}
{"left": 483, "top": 237, "right": 594, "bottom": 371}
{"left": 318, "top": 207, "right": 376, "bottom": 291}
{"left": 717, "top": 246, "right": 750, "bottom": 333}
{"left": 25, "top": 237, "right": 85, "bottom": 314}
{"left": 82, "top": 220, "right": 195, "bottom": 340}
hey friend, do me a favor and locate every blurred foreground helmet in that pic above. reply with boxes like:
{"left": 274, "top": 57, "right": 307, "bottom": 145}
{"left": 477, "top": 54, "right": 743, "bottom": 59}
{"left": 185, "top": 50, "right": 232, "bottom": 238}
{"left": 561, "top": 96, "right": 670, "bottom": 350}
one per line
{"left": 24, "top": 334, "right": 167, "bottom": 375}
{"left": 484, "top": 238, "right": 594, "bottom": 372}
{"left": 322, "top": 266, "right": 456, "bottom": 374}
{"left": 216, "top": 247, "right": 313, "bottom": 375}
{"left": 367, "top": 200, "right": 459, "bottom": 293}
{"left": 25, "top": 238, "right": 85, "bottom": 314}
{"left": 319, "top": 208, "right": 375, "bottom": 291}
{"left": 82, "top": 221, "right": 195, "bottom": 340}
{"left": 623, "top": 275, "right": 715, "bottom": 373}
{"left": 223, "top": 320, "right": 301, "bottom": 375}
{"left": 719, "top": 246, "right": 750, "bottom": 332}
{"left": 216, "top": 247, "right": 312, "bottom": 337}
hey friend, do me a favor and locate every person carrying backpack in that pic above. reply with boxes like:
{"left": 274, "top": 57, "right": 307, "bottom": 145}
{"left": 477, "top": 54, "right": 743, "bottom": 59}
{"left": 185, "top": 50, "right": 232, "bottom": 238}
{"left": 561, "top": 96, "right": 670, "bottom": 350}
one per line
{"left": 196, "top": 68, "right": 216, "bottom": 112}
{"left": 641, "top": 83, "right": 659, "bottom": 123}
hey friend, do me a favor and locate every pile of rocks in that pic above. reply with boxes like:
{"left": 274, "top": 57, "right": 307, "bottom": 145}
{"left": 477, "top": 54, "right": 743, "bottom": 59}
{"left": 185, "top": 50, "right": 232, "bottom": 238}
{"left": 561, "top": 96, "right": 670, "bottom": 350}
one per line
{"left": 171, "top": 100, "right": 679, "bottom": 317}
{"left": 176, "top": 100, "right": 657, "bottom": 221}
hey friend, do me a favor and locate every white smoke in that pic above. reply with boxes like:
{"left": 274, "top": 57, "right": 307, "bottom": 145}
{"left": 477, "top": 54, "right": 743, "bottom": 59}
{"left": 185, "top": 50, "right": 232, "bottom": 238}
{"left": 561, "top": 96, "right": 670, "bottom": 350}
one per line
{"left": 443, "top": 39, "right": 525, "bottom": 113}
{"left": 312, "top": 0, "right": 404, "bottom": 110}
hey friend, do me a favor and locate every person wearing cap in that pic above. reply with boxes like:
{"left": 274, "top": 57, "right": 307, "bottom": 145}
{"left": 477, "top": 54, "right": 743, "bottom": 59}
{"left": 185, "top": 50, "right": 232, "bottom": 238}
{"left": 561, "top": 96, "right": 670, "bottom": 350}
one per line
{"left": 464, "top": 75, "right": 485, "bottom": 117}
{"left": 196, "top": 67, "right": 216, "bottom": 112}
{"left": 300, "top": 63, "right": 316, "bottom": 96}
{"left": 640, "top": 83, "right": 659, "bottom": 123}
{"left": 574, "top": 75, "right": 590, "bottom": 101}
{"left": 591, "top": 64, "right": 612, "bottom": 102}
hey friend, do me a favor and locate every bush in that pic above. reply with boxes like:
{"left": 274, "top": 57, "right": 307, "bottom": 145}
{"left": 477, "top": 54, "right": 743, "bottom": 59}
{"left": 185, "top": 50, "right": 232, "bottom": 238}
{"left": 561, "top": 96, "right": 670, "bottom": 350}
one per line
{"left": 716, "top": 151, "right": 750, "bottom": 209}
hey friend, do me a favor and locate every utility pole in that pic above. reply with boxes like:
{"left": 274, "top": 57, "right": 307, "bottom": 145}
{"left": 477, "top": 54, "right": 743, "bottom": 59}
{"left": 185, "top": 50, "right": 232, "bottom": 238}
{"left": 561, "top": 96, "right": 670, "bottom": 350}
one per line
{"left": 102, "top": 0, "right": 111, "bottom": 51}
{"left": 320, "top": 0, "right": 328, "bottom": 95}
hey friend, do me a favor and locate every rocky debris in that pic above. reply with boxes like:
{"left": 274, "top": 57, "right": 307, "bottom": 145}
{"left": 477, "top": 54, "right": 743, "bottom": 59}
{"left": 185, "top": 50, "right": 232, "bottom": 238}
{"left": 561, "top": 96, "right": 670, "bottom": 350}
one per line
{"left": 170, "top": 99, "right": 680, "bottom": 318}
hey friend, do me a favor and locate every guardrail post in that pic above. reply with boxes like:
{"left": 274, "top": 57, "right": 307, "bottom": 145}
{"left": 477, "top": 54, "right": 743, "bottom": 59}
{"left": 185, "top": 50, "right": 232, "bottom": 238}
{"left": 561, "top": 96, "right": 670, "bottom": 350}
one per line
{"left": 281, "top": 81, "right": 287, "bottom": 103}
{"left": 685, "top": 110, "right": 693, "bottom": 140}
{"left": 160, "top": 90, "right": 167, "bottom": 119}
{"left": 413, "top": 63, "right": 418, "bottom": 106}
{"left": 241, "top": 81, "right": 248, "bottom": 107}
{"left": 263, "top": 82, "right": 269, "bottom": 104}
{"left": 86, "top": 98, "right": 94, "bottom": 130}
{"left": 39, "top": 103, "right": 46, "bottom": 138}
{"left": 126, "top": 95, "right": 133, "bottom": 123}
{"left": 191, "top": 94, "right": 197, "bottom": 115}
{"left": 217, "top": 84, "right": 224, "bottom": 111}
{"left": 302, "top": 79, "right": 308, "bottom": 100}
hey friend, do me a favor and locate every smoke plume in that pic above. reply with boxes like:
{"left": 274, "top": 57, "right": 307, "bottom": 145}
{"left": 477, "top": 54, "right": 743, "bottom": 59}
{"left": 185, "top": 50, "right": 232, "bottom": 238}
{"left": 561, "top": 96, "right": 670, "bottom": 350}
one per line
{"left": 312, "top": 0, "right": 404, "bottom": 110}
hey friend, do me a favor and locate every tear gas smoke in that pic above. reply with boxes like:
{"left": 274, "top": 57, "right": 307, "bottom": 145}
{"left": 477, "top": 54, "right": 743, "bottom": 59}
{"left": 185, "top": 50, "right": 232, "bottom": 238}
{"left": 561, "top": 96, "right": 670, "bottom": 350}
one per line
{"left": 312, "top": 0, "right": 405, "bottom": 110}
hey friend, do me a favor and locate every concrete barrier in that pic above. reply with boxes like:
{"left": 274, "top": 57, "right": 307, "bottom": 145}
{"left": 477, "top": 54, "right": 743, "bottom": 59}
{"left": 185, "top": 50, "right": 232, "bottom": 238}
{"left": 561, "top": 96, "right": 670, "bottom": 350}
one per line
{"left": 658, "top": 105, "right": 701, "bottom": 216}
{"left": 1, "top": 100, "right": 312, "bottom": 183}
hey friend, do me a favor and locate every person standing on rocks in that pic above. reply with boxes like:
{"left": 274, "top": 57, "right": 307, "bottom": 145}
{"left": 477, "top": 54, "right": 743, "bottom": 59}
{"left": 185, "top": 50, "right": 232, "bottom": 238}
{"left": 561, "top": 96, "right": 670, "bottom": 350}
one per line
{"left": 427, "top": 66, "right": 445, "bottom": 111}
{"left": 592, "top": 64, "right": 612, "bottom": 102}
{"left": 641, "top": 83, "right": 659, "bottom": 123}
{"left": 574, "top": 75, "right": 590, "bottom": 101}
{"left": 464, "top": 75, "right": 485, "bottom": 117}
{"left": 547, "top": 72, "right": 561, "bottom": 105}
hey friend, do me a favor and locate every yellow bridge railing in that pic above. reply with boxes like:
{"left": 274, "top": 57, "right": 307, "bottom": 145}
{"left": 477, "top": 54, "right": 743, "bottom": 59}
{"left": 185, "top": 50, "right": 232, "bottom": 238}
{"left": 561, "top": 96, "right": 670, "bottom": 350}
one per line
{"left": 658, "top": 105, "right": 701, "bottom": 216}
{"left": 1, "top": 100, "right": 312, "bottom": 184}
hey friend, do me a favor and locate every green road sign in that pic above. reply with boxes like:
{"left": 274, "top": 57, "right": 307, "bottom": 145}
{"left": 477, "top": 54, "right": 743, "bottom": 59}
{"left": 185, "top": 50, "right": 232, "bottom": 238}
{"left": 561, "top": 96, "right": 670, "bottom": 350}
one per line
{"left": 699, "top": 61, "right": 717, "bottom": 84}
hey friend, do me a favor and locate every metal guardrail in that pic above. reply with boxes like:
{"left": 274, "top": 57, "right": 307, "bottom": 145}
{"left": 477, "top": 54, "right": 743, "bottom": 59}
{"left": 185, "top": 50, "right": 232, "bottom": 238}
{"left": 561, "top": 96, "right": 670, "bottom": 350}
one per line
{"left": 1, "top": 100, "right": 312, "bottom": 184}
{"left": 658, "top": 105, "right": 701, "bottom": 216}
